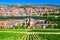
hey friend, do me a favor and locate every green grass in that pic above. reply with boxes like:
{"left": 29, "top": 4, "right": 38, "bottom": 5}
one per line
{"left": 0, "top": 29, "right": 60, "bottom": 32}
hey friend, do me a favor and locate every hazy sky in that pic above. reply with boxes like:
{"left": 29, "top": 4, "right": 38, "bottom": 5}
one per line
{"left": 0, "top": 0, "right": 60, "bottom": 5}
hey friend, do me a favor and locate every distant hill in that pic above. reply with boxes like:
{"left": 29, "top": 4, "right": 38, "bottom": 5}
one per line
{"left": 0, "top": 4, "right": 60, "bottom": 8}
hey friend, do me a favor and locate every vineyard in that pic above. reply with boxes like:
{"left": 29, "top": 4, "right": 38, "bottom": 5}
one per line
{"left": 0, "top": 29, "right": 60, "bottom": 40}
{"left": 0, "top": 33, "right": 60, "bottom": 40}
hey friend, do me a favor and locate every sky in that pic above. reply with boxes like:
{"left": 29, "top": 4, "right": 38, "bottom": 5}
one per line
{"left": 0, "top": 0, "right": 60, "bottom": 5}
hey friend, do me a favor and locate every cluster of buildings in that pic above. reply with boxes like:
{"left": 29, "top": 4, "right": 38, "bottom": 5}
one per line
{"left": 0, "top": 18, "right": 57, "bottom": 28}
{"left": 24, "top": 18, "right": 57, "bottom": 28}
{"left": 0, "top": 20, "right": 21, "bottom": 28}
{"left": 0, "top": 5, "right": 59, "bottom": 16}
